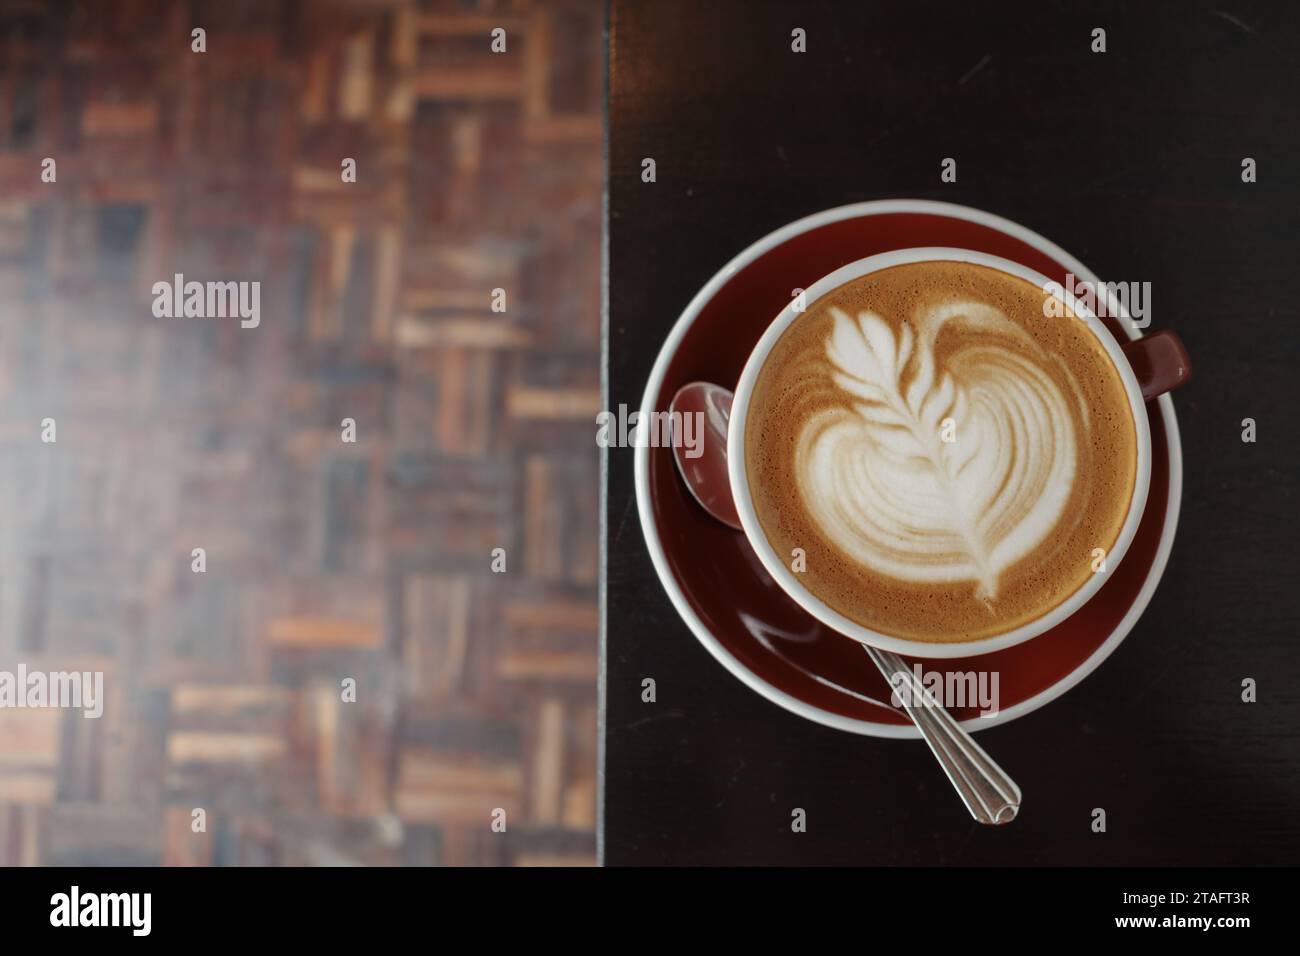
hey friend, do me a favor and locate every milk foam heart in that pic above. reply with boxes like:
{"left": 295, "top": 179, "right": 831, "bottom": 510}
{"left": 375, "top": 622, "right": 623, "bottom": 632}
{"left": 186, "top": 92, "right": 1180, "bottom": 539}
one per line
{"left": 744, "top": 260, "right": 1138, "bottom": 643}
{"left": 796, "top": 302, "right": 1084, "bottom": 601}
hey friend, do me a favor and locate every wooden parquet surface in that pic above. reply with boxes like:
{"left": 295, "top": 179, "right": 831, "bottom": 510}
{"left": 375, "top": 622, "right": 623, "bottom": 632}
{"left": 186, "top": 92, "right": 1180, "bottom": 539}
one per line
{"left": 0, "top": 0, "right": 601, "bottom": 866}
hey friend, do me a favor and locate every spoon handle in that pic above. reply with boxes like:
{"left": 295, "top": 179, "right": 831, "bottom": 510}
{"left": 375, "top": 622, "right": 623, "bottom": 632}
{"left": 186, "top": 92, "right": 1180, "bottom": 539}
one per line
{"left": 865, "top": 646, "right": 1022, "bottom": 825}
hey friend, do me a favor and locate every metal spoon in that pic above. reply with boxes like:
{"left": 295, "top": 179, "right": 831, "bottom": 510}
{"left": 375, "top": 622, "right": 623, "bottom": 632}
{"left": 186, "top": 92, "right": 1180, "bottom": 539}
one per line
{"left": 669, "top": 381, "right": 1022, "bottom": 825}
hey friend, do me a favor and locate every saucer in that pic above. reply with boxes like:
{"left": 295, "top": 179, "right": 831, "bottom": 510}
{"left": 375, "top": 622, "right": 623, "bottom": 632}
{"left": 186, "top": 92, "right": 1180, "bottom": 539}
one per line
{"left": 634, "top": 200, "right": 1183, "bottom": 738}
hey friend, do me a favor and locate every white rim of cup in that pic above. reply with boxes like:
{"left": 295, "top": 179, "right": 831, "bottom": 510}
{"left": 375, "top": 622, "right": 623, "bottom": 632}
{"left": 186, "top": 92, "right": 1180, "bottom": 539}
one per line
{"left": 727, "top": 247, "right": 1152, "bottom": 659}
{"left": 632, "top": 198, "right": 1184, "bottom": 736}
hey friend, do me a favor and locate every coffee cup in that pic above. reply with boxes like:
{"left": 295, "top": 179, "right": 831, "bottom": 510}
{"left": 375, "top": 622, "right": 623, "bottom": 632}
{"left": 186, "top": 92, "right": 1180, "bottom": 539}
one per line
{"left": 715, "top": 247, "right": 1189, "bottom": 658}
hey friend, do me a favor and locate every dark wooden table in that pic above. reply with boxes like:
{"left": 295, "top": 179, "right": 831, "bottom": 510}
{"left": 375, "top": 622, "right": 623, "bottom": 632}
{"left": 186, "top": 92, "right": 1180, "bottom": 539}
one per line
{"left": 604, "top": 0, "right": 1300, "bottom": 864}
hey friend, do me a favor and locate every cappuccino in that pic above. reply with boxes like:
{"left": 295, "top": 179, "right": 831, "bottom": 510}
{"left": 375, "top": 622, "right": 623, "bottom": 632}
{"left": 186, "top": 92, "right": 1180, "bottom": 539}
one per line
{"left": 744, "top": 261, "right": 1138, "bottom": 643}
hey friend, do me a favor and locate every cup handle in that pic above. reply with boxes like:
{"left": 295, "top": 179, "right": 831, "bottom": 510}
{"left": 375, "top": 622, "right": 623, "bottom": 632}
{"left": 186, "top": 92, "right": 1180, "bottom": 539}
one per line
{"left": 1120, "top": 329, "right": 1192, "bottom": 402}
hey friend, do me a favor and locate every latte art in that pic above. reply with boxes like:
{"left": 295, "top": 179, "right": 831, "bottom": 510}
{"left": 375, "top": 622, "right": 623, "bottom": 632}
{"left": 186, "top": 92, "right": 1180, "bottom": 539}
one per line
{"left": 744, "top": 260, "right": 1138, "bottom": 643}
{"left": 797, "top": 301, "right": 1085, "bottom": 601}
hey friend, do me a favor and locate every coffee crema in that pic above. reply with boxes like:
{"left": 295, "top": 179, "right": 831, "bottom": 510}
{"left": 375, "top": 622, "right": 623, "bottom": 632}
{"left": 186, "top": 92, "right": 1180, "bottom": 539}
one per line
{"left": 744, "top": 260, "right": 1138, "bottom": 643}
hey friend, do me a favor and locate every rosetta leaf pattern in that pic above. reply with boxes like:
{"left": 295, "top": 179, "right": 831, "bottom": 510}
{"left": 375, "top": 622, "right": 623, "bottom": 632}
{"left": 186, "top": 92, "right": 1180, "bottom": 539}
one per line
{"left": 823, "top": 307, "right": 994, "bottom": 595}
{"left": 796, "top": 300, "right": 1080, "bottom": 605}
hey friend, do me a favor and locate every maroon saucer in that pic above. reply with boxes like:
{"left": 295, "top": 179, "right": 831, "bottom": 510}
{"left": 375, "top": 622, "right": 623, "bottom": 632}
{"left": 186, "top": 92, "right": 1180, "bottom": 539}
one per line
{"left": 635, "top": 201, "right": 1181, "bottom": 735}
